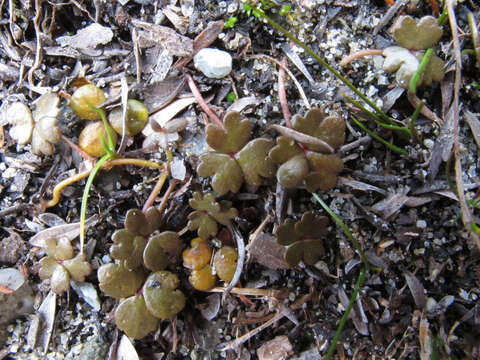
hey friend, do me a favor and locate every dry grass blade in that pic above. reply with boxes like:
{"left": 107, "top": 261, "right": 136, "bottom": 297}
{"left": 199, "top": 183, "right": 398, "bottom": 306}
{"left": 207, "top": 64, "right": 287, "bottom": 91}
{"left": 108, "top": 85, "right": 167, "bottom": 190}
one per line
{"left": 447, "top": 0, "right": 480, "bottom": 249}
{"left": 224, "top": 225, "right": 245, "bottom": 294}
{"left": 29, "top": 215, "right": 99, "bottom": 248}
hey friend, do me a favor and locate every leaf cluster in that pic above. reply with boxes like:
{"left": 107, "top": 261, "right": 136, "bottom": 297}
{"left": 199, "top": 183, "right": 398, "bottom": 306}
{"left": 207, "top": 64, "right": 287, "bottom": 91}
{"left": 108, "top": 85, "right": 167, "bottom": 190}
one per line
{"left": 38, "top": 237, "right": 92, "bottom": 294}
{"left": 383, "top": 15, "right": 445, "bottom": 89}
{"left": 269, "top": 108, "right": 345, "bottom": 192}
{"left": 276, "top": 211, "right": 329, "bottom": 266}
{"left": 97, "top": 207, "right": 185, "bottom": 339}
{"left": 182, "top": 238, "right": 238, "bottom": 291}
{"left": 197, "top": 111, "right": 275, "bottom": 195}
{"left": 187, "top": 191, "right": 238, "bottom": 239}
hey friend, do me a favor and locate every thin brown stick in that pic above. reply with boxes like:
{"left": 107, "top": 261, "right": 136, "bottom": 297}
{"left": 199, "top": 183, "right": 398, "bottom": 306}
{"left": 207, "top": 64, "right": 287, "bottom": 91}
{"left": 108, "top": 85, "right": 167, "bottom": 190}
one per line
{"left": 208, "top": 286, "right": 285, "bottom": 299}
{"left": 27, "top": 0, "right": 43, "bottom": 87}
{"left": 62, "top": 135, "right": 94, "bottom": 161}
{"left": 278, "top": 56, "right": 292, "bottom": 127}
{"left": 217, "top": 310, "right": 286, "bottom": 351}
{"left": 340, "top": 49, "right": 383, "bottom": 67}
{"left": 447, "top": 0, "right": 480, "bottom": 249}
{"left": 185, "top": 73, "right": 224, "bottom": 128}
{"left": 407, "top": 92, "right": 443, "bottom": 125}
{"left": 249, "top": 54, "right": 310, "bottom": 109}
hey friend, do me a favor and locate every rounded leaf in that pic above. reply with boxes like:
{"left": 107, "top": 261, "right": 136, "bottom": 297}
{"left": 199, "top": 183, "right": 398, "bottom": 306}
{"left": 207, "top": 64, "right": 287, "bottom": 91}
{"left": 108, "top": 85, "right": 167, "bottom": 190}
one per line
{"left": 392, "top": 15, "right": 443, "bottom": 50}
{"left": 69, "top": 84, "right": 106, "bottom": 120}
{"left": 236, "top": 138, "right": 275, "bottom": 187}
{"left": 38, "top": 256, "right": 60, "bottom": 280}
{"left": 213, "top": 246, "right": 238, "bottom": 282}
{"left": 78, "top": 121, "right": 117, "bottom": 157}
{"left": 189, "top": 265, "right": 216, "bottom": 291}
{"left": 51, "top": 265, "right": 70, "bottom": 294}
{"left": 182, "top": 238, "right": 212, "bottom": 270}
{"left": 62, "top": 253, "right": 92, "bottom": 282}
{"left": 197, "top": 152, "right": 243, "bottom": 195}
{"left": 143, "top": 271, "right": 186, "bottom": 319}
{"left": 109, "top": 99, "right": 149, "bottom": 137}
{"left": 143, "top": 231, "right": 182, "bottom": 271}
{"left": 276, "top": 154, "right": 309, "bottom": 188}
{"left": 98, "top": 263, "right": 145, "bottom": 299}
{"left": 125, "top": 208, "right": 150, "bottom": 236}
{"left": 205, "top": 112, "right": 251, "bottom": 153}
{"left": 276, "top": 219, "right": 299, "bottom": 246}
{"left": 6, "top": 102, "right": 33, "bottom": 145}
{"left": 115, "top": 296, "right": 159, "bottom": 339}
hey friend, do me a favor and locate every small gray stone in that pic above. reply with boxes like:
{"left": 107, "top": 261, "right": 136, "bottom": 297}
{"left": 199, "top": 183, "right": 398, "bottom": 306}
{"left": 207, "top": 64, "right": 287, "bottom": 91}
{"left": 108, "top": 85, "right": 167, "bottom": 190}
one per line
{"left": 194, "top": 48, "right": 232, "bottom": 79}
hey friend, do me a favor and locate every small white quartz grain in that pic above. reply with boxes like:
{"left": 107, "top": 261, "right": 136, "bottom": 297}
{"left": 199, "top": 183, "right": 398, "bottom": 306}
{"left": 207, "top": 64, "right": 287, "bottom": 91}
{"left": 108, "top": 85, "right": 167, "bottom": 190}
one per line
{"left": 194, "top": 48, "right": 232, "bottom": 79}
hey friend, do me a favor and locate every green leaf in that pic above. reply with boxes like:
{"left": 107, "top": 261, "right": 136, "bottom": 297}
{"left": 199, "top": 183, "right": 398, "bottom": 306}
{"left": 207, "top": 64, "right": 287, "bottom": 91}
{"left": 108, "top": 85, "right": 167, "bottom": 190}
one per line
{"left": 236, "top": 138, "right": 275, "bottom": 187}
{"left": 205, "top": 111, "right": 251, "bottom": 154}
{"left": 143, "top": 232, "right": 182, "bottom": 271}
{"left": 197, "top": 152, "right": 243, "bottom": 195}
{"left": 392, "top": 15, "right": 443, "bottom": 50}
{"left": 98, "top": 263, "right": 145, "bottom": 299}
{"left": 291, "top": 109, "right": 345, "bottom": 151}
{"left": 276, "top": 154, "right": 309, "bottom": 188}
{"left": 115, "top": 296, "right": 159, "bottom": 339}
{"left": 143, "top": 271, "right": 186, "bottom": 319}
{"left": 268, "top": 136, "right": 303, "bottom": 164}
{"left": 188, "top": 192, "right": 238, "bottom": 239}
{"left": 224, "top": 16, "right": 238, "bottom": 29}
{"left": 305, "top": 152, "right": 343, "bottom": 192}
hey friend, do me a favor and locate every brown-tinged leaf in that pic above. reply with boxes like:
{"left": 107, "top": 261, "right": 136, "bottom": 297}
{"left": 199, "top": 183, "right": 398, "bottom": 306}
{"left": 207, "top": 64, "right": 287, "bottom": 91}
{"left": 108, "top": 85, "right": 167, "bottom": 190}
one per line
{"left": 257, "top": 335, "right": 293, "bottom": 360}
{"left": 416, "top": 52, "right": 445, "bottom": 86}
{"left": 295, "top": 211, "right": 329, "bottom": 238}
{"left": 404, "top": 270, "right": 427, "bottom": 309}
{"left": 188, "top": 211, "right": 219, "bottom": 239}
{"left": 197, "top": 152, "right": 243, "bottom": 195}
{"left": 29, "top": 215, "right": 99, "bottom": 248}
{"left": 305, "top": 152, "right": 343, "bottom": 192}
{"left": 143, "top": 231, "right": 182, "bottom": 271}
{"left": 392, "top": 15, "right": 443, "bottom": 50}
{"left": 110, "top": 230, "right": 146, "bottom": 270}
{"left": 115, "top": 296, "right": 159, "bottom": 339}
{"left": 248, "top": 233, "right": 291, "bottom": 270}
{"left": 269, "top": 124, "right": 334, "bottom": 153}
{"left": 276, "top": 154, "right": 309, "bottom": 188}
{"left": 291, "top": 108, "right": 345, "bottom": 151}
{"left": 286, "top": 239, "right": 324, "bottom": 266}
{"left": 236, "top": 138, "right": 275, "bottom": 187}
{"left": 269, "top": 136, "right": 303, "bottom": 163}
{"left": 205, "top": 111, "right": 251, "bottom": 154}
{"left": 276, "top": 219, "right": 300, "bottom": 246}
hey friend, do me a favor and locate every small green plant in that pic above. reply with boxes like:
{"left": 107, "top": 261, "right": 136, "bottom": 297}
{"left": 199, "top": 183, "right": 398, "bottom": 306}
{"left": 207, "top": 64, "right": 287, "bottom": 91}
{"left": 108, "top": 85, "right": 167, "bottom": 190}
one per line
{"left": 197, "top": 111, "right": 275, "bottom": 195}
{"left": 224, "top": 16, "right": 238, "bottom": 29}
{"left": 97, "top": 207, "right": 185, "bottom": 339}
{"left": 276, "top": 211, "right": 328, "bottom": 266}
{"left": 269, "top": 108, "right": 345, "bottom": 191}
{"left": 187, "top": 191, "right": 238, "bottom": 240}
{"left": 38, "top": 237, "right": 92, "bottom": 294}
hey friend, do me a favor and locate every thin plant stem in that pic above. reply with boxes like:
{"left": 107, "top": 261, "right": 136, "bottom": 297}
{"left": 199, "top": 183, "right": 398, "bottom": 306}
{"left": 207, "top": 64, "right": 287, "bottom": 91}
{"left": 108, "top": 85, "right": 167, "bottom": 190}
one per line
{"left": 312, "top": 193, "right": 370, "bottom": 270}
{"left": 339, "top": 49, "right": 383, "bottom": 67}
{"left": 142, "top": 169, "right": 169, "bottom": 212}
{"left": 350, "top": 116, "right": 408, "bottom": 155}
{"left": 251, "top": 6, "right": 392, "bottom": 124}
{"left": 44, "top": 159, "right": 164, "bottom": 209}
{"left": 325, "top": 267, "right": 366, "bottom": 360}
{"left": 79, "top": 154, "right": 111, "bottom": 254}
{"left": 185, "top": 73, "right": 224, "bottom": 128}
{"left": 278, "top": 56, "right": 292, "bottom": 127}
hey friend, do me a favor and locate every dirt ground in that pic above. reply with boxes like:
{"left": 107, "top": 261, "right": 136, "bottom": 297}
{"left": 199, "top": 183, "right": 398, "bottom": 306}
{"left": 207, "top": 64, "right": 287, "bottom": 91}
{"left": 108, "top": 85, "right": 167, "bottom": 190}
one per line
{"left": 0, "top": 0, "right": 480, "bottom": 359}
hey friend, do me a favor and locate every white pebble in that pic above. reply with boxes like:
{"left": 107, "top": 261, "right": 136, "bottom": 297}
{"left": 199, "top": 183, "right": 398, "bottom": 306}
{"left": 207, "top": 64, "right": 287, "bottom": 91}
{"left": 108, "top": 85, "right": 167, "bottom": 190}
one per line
{"left": 194, "top": 48, "right": 232, "bottom": 79}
